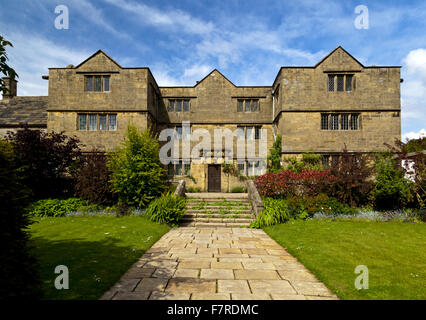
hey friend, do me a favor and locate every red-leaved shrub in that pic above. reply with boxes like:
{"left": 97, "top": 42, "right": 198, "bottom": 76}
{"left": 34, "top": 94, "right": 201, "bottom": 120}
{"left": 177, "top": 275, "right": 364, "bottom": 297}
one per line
{"left": 254, "top": 169, "right": 336, "bottom": 197}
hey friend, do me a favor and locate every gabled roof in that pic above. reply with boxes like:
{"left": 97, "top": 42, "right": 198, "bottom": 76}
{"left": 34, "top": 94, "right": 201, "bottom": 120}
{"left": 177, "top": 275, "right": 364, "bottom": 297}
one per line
{"left": 314, "top": 46, "right": 364, "bottom": 68}
{"left": 194, "top": 69, "right": 236, "bottom": 87}
{"left": 75, "top": 49, "right": 123, "bottom": 69}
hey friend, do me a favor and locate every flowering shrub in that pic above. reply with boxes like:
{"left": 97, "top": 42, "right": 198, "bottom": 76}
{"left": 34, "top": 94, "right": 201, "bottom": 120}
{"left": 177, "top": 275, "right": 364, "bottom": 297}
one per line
{"left": 254, "top": 169, "right": 335, "bottom": 197}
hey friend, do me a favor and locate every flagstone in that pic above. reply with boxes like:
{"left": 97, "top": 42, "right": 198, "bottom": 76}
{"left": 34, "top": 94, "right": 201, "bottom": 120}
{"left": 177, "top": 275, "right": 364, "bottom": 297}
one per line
{"left": 134, "top": 278, "right": 168, "bottom": 292}
{"left": 166, "top": 278, "right": 216, "bottom": 293}
{"left": 217, "top": 280, "right": 251, "bottom": 293}
{"left": 249, "top": 280, "right": 296, "bottom": 295}
{"left": 102, "top": 225, "right": 338, "bottom": 301}
{"left": 200, "top": 269, "right": 234, "bottom": 280}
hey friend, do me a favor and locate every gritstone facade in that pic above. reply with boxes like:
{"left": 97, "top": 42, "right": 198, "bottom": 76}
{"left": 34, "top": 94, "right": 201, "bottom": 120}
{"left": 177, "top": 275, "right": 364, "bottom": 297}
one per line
{"left": 0, "top": 46, "right": 401, "bottom": 192}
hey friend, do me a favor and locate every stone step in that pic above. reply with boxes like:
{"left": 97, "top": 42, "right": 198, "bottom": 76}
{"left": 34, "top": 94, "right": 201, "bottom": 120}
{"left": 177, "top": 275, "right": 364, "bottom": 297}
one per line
{"left": 186, "top": 205, "right": 251, "bottom": 210}
{"left": 185, "top": 209, "right": 252, "bottom": 214}
{"left": 188, "top": 199, "right": 250, "bottom": 204}
{"left": 179, "top": 221, "right": 251, "bottom": 228}
{"left": 184, "top": 213, "right": 255, "bottom": 219}
{"left": 186, "top": 193, "right": 249, "bottom": 200}
{"left": 181, "top": 217, "right": 254, "bottom": 224}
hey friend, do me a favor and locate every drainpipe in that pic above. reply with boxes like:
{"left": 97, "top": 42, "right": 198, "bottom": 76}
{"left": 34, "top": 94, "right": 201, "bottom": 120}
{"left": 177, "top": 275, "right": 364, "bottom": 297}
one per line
{"left": 271, "top": 89, "right": 276, "bottom": 141}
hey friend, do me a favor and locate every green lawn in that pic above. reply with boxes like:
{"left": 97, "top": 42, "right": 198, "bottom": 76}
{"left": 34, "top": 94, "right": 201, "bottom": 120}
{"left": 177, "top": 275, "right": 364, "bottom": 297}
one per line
{"left": 29, "top": 216, "right": 170, "bottom": 300}
{"left": 264, "top": 220, "right": 426, "bottom": 300}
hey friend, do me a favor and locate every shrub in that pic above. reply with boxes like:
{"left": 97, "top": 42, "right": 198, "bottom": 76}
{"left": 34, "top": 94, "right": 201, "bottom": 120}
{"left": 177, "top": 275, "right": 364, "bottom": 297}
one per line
{"left": 187, "top": 186, "right": 201, "bottom": 193}
{"left": 284, "top": 152, "right": 323, "bottom": 173}
{"left": 0, "top": 140, "right": 42, "bottom": 299}
{"left": 371, "top": 152, "right": 412, "bottom": 210}
{"left": 328, "top": 148, "right": 374, "bottom": 206}
{"left": 6, "top": 127, "right": 81, "bottom": 199}
{"left": 75, "top": 150, "right": 115, "bottom": 205}
{"left": 267, "top": 135, "right": 282, "bottom": 173}
{"left": 107, "top": 126, "right": 166, "bottom": 208}
{"left": 250, "top": 198, "right": 291, "bottom": 228}
{"left": 145, "top": 193, "right": 186, "bottom": 226}
{"left": 254, "top": 169, "right": 335, "bottom": 198}
{"left": 27, "top": 198, "right": 87, "bottom": 217}
{"left": 231, "top": 186, "right": 247, "bottom": 193}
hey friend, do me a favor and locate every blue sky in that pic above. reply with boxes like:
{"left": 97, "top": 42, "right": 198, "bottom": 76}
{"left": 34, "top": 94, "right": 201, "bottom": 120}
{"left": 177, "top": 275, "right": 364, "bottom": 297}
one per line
{"left": 1, "top": 0, "right": 425, "bottom": 139}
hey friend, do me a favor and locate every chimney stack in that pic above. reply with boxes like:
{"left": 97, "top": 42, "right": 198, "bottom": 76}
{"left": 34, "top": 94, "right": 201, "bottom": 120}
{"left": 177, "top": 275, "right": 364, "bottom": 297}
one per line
{"left": 2, "top": 77, "right": 17, "bottom": 100}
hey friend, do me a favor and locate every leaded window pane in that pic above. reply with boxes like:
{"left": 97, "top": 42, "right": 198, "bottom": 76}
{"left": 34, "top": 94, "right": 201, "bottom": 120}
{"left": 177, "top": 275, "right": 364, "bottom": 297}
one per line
{"left": 350, "top": 114, "right": 359, "bottom": 130}
{"left": 109, "top": 114, "right": 117, "bottom": 130}
{"left": 237, "top": 163, "right": 245, "bottom": 175}
{"left": 183, "top": 100, "right": 190, "bottom": 112}
{"left": 255, "top": 127, "right": 261, "bottom": 140}
{"left": 328, "top": 75, "right": 335, "bottom": 92}
{"left": 346, "top": 75, "right": 353, "bottom": 91}
{"left": 321, "top": 155, "right": 329, "bottom": 168}
{"left": 89, "top": 114, "right": 97, "bottom": 130}
{"left": 246, "top": 127, "right": 254, "bottom": 140}
{"left": 176, "top": 100, "right": 182, "bottom": 112}
{"left": 341, "top": 114, "right": 349, "bottom": 130}
{"left": 237, "top": 127, "right": 244, "bottom": 140}
{"left": 321, "top": 114, "right": 329, "bottom": 130}
{"left": 175, "top": 162, "right": 183, "bottom": 175}
{"left": 237, "top": 100, "right": 243, "bottom": 112}
{"left": 103, "top": 76, "right": 110, "bottom": 91}
{"left": 94, "top": 76, "right": 102, "bottom": 91}
{"left": 86, "top": 76, "right": 93, "bottom": 91}
{"left": 245, "top": 100, "right": 251, "bottom": 112}
{"left": 99, "top": 114, "right": 107, "bottom": 130}
{"left": 79, "top": 114, "right": 87, "bottom": 130}
{"left": 252, "top": 100, "right": 259, "bottom": 112}
{"left": 176, "top": 126, "right": 182, "bottom": 140}
{"left": 331, "top": 114, "right": 339, "bottom": 130}
{"left": 337, "top": 75, "right": 344, "bottom": 91}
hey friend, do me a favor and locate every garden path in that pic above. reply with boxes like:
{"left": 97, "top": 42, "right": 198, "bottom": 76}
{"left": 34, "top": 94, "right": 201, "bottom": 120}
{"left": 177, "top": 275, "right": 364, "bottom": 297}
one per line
{"left": 100, "top": 226, "right": 338, "bottom": 300}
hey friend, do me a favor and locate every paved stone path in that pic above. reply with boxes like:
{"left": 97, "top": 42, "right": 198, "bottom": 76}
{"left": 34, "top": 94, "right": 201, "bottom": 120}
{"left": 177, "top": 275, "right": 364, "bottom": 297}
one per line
{"left": 100, "top": 227, "right": 338, "bottom": 300}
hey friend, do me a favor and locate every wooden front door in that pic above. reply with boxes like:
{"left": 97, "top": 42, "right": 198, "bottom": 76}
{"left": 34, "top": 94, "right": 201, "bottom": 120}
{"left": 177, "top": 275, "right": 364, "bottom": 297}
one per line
{"left": 208, "top": 165, "right": 221, "bottom": 192}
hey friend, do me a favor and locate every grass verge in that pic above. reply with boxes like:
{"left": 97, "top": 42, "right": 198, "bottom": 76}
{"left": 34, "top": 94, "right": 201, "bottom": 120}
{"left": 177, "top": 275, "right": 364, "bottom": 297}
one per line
{"left": 264, "top": 220, "right": 425, "bottom": 300}
{"left": 29, "top": 216, "right": 170, "bottom": 300}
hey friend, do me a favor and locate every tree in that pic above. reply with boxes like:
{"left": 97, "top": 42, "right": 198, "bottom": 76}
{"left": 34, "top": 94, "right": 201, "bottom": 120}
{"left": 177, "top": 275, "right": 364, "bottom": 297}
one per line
{"left": 385, "top": 139, "right": 425, "bottom": 209}
{"left": 74, "top": 149, "right": 115, "bottom": 205}
{"left": 0, "top": 140, "right": 42, "bottom": 299}
{"left": 0, "top": 35, "right": 18, "bottom": 95}
{"left": 328, "top": 148, "right": 374, "bottom": 207}
{"left": 6, "top": 127, "right": 81, "bottom": 199}
{"left": 371, "top": 151, "right": 412, "bottom": 210}
{"left": 267, "top": 135, "right": 282, "bottom": 172}
{"left": 107, "top": 126, "right": 166, "bottom": 208}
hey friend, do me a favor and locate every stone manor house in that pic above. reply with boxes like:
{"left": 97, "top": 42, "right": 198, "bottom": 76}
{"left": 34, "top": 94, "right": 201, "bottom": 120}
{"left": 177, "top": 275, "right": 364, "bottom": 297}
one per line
{"left": 0, "top": 46, "right": 401, "bottom": 192}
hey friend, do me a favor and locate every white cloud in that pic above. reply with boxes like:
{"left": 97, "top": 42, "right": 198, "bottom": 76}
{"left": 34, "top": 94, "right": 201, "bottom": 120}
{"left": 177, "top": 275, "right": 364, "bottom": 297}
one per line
{"left": 402, "top": 129, "right": 426, "bottom": 141}
{"left": 70, "top": 0, "right": 129, "bottom": 39}
{"left": 104, "top": 0, "right": 214, "bottom": 35}
{"left": 401, "top": 48, "right": 426, "bottom": 127}
{"left": 3, "top": 31, "right": 91, "bottom": 96}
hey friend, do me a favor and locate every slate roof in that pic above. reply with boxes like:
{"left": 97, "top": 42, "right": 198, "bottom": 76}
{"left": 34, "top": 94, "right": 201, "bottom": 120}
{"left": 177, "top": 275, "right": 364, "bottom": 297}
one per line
{"left": 0, "top": 96, "right": 48, "bottom": 128}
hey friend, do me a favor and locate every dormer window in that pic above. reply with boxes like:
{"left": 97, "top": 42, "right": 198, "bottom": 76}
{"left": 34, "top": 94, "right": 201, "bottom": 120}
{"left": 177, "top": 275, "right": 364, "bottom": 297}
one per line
{"left": 85, "top": 75, "right": 111, "bottom": 92}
